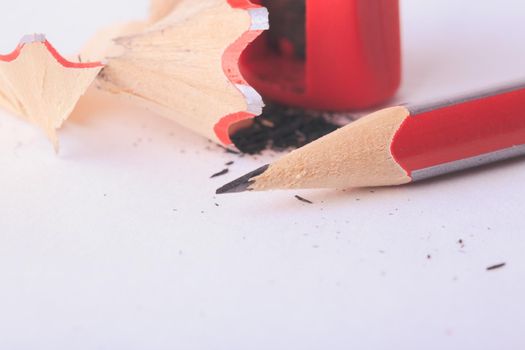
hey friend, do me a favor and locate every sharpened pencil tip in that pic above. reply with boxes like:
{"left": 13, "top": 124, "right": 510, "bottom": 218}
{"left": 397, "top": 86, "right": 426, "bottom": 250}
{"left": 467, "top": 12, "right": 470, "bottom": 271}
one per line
{"left": 216, "top": 164, "right": 270, "bottom": 194}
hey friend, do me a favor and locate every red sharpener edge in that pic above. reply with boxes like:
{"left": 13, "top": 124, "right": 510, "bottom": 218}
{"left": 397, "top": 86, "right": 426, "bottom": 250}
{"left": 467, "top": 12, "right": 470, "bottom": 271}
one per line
{"left": 240, "top": 0, "right": 401, "bottom": 111}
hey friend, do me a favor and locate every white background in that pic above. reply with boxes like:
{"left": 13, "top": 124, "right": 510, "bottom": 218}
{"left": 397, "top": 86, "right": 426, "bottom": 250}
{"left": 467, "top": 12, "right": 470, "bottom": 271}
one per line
{"left": 1, "top": 1, "right": 525, "bottom": 349}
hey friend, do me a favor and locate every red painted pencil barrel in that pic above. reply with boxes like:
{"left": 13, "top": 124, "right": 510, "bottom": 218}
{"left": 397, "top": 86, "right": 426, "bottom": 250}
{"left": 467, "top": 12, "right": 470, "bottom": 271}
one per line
{"left": 393, "top": 85, "right": 525, "bottom": 177}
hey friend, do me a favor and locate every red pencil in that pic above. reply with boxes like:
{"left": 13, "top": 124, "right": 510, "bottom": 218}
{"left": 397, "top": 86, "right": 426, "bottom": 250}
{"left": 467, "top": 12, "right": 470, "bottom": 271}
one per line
{"left": 218, "top": 81, "right": 525, "bottom": 193}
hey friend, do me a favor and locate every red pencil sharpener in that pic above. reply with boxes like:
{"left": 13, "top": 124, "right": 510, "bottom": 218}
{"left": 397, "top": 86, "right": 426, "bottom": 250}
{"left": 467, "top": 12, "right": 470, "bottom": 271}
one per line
{"left": 240, "top": 0, "right": 401, "bottom": 111}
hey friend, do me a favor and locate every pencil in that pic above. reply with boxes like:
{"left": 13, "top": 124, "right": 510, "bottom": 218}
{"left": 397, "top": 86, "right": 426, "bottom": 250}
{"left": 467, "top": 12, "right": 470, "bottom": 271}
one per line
{"left": 217, "top": 81, "right": 525, "bottom": 193}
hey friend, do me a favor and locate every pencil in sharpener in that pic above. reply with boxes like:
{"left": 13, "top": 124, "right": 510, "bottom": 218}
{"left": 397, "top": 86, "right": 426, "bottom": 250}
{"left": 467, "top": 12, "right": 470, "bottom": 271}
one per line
{"left": 240, "top": 0, "right": 401, "bottom": 111}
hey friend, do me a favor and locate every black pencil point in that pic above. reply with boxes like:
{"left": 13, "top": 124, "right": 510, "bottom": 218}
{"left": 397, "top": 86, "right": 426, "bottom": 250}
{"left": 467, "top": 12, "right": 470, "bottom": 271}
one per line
{"left": 216, "top": 165, "right": 270, "bottom": 194}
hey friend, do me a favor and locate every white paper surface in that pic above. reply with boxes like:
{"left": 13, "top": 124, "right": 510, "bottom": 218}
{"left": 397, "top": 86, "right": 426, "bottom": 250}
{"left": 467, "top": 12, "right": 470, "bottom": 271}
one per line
{"left": 0, "top": 1, "right": 524, "bottom": 349}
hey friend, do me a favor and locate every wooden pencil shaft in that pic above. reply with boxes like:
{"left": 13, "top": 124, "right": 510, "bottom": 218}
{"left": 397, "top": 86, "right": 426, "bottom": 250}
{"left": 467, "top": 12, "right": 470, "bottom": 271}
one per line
{"left": 248, "top": 106, "right": 412, "bottom": 191}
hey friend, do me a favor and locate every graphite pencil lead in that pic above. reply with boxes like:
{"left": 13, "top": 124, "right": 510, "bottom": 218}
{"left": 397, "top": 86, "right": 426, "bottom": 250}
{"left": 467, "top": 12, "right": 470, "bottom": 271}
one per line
{"left": 216, "top": 165, "right": 270, "bottom": 194}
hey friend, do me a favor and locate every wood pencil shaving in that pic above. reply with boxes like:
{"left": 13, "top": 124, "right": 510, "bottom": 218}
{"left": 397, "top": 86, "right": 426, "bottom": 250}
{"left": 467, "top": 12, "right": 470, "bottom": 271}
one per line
{"left": 94, "top": 0, "right": 268, "bottom": 144}
{"left": 0, "top": 34, "right": 103, "bottom": 151}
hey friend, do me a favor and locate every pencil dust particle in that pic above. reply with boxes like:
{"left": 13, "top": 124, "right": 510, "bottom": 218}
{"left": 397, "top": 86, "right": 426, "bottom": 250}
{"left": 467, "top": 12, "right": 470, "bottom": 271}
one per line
{"left": 295, "top": 195, "right": 313, "bottom": 204}
{"left": 486, "top": 263, "right": 506, "bottom": 271}
{"left": 211, "top": 169, "right": 229, "bottom": 178}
